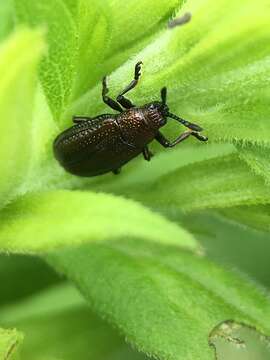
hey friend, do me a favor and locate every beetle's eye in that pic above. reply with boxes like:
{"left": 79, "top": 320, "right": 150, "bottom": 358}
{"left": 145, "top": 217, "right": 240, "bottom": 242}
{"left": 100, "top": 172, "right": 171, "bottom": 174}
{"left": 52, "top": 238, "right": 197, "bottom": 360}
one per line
{"left": 149, "top": 104, "right": 155, "bottom": 110}
{"left": 160, "top": 118, "right": 166, "bottom": 126}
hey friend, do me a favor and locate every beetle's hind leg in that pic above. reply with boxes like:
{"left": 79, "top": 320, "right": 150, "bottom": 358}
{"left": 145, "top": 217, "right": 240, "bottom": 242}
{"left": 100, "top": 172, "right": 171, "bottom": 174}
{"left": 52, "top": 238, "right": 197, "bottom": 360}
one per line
{"left": 102, "top": 77, "right": 123, "bottom": 112}
{"left": 116, "top": 61, "right": 142, "bottom": 109}
{"left": 142, "top": 146, "right": 153, "bottom": 161}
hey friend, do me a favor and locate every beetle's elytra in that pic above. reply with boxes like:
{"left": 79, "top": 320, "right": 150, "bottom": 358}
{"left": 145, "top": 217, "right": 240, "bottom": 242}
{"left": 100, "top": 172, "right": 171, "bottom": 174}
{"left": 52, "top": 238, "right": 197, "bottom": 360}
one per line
{"left": 53, "top": 62, "right": 208, "bottom": 177}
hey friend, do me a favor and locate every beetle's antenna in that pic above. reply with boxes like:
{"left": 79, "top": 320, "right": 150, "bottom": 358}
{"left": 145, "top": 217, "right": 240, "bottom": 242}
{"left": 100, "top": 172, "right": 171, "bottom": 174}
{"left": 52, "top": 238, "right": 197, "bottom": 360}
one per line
{"left": 167, "top": 112, "right": 203, "bottom": 132}
{"left": 161, "top": 87, "right": 167, "bottom": 105}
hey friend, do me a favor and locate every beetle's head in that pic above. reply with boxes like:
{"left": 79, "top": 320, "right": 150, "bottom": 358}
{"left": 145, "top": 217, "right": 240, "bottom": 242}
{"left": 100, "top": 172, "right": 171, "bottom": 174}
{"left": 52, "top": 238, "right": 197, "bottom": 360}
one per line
{"left": 145, "top": 87, "right": 205, "bottom": 134}
{"left": 145, "top": 102, "right": 168, "bottom": 126}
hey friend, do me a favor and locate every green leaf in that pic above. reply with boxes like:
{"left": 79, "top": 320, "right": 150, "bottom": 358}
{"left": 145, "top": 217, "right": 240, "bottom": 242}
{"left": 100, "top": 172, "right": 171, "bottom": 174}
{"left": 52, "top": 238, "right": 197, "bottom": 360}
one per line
{"left": 95, "top": 143, "right": 236, "bottom": 190}
{"left": 48, "top": 240, "right": 270, "bottom": 360}
{"left": 105, "top": 0, "right": 183, "bottom": 57}
{"left": 0, "top": 0, "right": 14, "bottom": 41}
{"left": 14, "top": 0, "right": 184, "bottom": 123}
{"left": 63, "top": 0, "right": 186, "bottom": 125}
{"left": 24, "top": 84, "right": 58, "bottom": 171}
{"left": 68, "top": 0, "right": 270, "bottom": 145}
{"left": 1, "top": 284, "right": 147, "bottom": 360}
{"left": 220, "top": 205, "right": 270, "bottom": 234}
{"left": 14, "top": 0, "right": 78, "bottom": 119}
{"left": 0, "top": 328, "right": 23, "bottom": 360}
{"left": 70, "top": 0, "right": 109, "bottom": 99}
{"left": 1, "top": 1, "right": 270, "bottom": 360}
{"left": 0, "top": 254, "right": 59, "bottom": 306}
{"left": 113, "top": 153, "right": 270, "bottom": 212}
{"left": 178, "top": 210, "right": 270, "bottom": 287}
{"left": 0, "top": 29, "right": 44, "bottom": 206}
{"left": 70, "top": 0, "right": 174, "bottom": 100}
{"left": 238, "top": 144, "right": 270, "bottom": 184}
{"left": 132, "top": 0, "right": 270, "bottom": 145}
{"left": 62, "top": 0, "right": 78, "bottom": 17}
{"left": 0, "top": 190, "right": 197, "bottom": 253}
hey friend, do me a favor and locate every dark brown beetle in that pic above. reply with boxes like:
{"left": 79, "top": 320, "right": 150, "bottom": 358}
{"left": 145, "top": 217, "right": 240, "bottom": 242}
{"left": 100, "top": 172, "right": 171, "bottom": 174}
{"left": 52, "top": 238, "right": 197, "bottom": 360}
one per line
{"left": 53, "top": 62, "right": 207, "bottom": 177}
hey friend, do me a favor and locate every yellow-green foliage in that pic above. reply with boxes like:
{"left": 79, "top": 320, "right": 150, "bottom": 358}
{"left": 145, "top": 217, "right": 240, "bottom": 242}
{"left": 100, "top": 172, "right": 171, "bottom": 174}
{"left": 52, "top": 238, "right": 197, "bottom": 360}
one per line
{"left": 1, "top": 0, "right": 270, "bottom": 359}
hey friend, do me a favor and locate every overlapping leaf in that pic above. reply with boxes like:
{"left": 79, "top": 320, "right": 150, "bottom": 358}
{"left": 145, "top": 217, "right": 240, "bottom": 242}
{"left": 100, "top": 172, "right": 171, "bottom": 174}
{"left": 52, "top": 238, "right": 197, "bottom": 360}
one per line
{"left": 0, "top": 190, "right": 197, "bottom": 253}
{"left": 14, "top": 0, "right": 78, "bottom": 119}
{"left": 48, "top": 240, "right": 270, "bottom": 360}
{"left": 238, "top": 144, "right": 270, "bottom": 184}
{"left": 68, "top": 0, "right": 270, "bottom": 146}
{"left": 220, "top": 205, "right": 270, "bottom": 234}
{"left": 104, "top": 152, "right": 270, "bottom": 212}
{"left": 0, "top": 29, "right": 44, "bottom": 207}
{"left": 71, "top": 0, "right": 184, "bottom": 101}
{"left": 178, "top": 210, "right": 270, "bottom": 287}
{"left": 0, "top": 0, "right": 270, "bottom": 360}
{"left": 0, "top": 254, "right": 59, "bottom": 306}
{"left": 1, "top": 284, "right": 148, "bottom": 360}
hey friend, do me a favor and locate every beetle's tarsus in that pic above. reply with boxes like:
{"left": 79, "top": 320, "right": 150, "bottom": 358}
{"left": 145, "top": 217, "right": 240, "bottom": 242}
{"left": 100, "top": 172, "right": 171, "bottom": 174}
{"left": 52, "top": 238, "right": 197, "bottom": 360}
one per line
{"left": 193, "top": 133, "right": 208, "bottom": 141}
{"left": 143, "top": 146, "right": 153, "bottom": 161}
{"left": 135, "top": 61, "right": 143, "bottom": 80}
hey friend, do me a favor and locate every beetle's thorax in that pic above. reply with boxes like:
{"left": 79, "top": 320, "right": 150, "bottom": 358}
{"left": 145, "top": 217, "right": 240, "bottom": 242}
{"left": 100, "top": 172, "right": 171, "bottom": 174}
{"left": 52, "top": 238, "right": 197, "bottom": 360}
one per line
{"left": 117, "top": 107, "right": 161, "bottom": 147}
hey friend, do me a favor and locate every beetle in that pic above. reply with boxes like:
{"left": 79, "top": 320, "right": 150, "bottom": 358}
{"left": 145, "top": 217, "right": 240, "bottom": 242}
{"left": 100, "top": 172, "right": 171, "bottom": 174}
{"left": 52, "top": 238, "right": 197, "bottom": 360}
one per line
{"left": 53, "top": 62, "right": 208, "bottom": 177}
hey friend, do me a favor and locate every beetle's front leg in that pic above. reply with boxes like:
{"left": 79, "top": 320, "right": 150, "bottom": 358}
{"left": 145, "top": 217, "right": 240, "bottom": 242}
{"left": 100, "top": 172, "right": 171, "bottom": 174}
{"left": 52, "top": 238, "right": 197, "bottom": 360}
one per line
{"left": 142, "top": 146, "right": 153, "bottom": 161}
{"left": 116, "top": 61, "right": 143, "bottom": 109}
{"left": 155, "top": 130, "right": 207, "bottom": 147}
{"left": 102, "top": 77, "right": 123, "bottom": 112}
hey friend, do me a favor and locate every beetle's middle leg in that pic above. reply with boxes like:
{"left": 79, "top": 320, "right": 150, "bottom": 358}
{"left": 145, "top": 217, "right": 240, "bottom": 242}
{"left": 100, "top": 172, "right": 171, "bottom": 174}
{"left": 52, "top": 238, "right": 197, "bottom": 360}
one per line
{"left": 142, "top": 146, "right": 153, "bottom": 161}
{"left": 102, "top": 77, "right": 123, "bottom": 112}
{"left": 155, "top": 130, "right": 207, "bottom": 147}
{"left": 116, "top": 61, "right": 142, "bottom": 109}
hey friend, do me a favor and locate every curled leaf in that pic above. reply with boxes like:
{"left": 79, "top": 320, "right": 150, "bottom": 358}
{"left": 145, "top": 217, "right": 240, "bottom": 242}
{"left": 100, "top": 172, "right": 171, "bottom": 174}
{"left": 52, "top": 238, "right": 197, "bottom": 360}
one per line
{"left": 0, "top": 190, "right": 198, "bottom": 253}
{"left": 0, "top": 29, "right": 44, "bottom": 206}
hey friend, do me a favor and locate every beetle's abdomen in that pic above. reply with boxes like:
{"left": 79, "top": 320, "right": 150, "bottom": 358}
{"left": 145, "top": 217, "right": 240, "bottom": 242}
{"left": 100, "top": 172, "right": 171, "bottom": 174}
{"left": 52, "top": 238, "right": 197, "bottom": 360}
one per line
{"left": 54, "top": 118, "right": 115, "bottom": 163}
{"left": 53, "top": 116, "right": 142, "bottom": 177}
